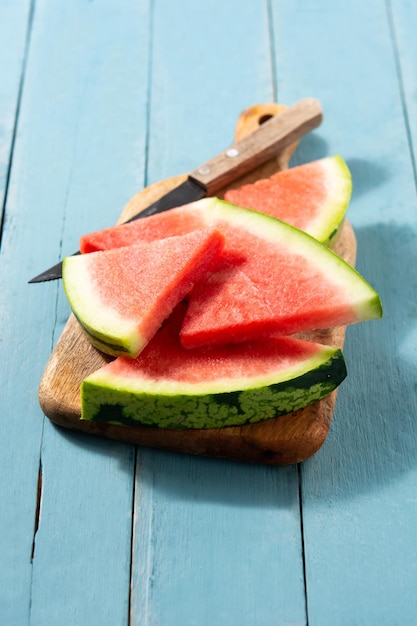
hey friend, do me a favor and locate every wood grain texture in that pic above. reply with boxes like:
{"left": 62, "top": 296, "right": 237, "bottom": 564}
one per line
{"left": 39, "top": 102, "right": 356, "bottom": 465}
{"left": 0, "top": 0, "right": 31, "bottom": 219}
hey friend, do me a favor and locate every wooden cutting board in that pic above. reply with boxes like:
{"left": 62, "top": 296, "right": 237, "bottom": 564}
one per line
{"left": 39, "top": 103, "right": 356, "bottom": 465}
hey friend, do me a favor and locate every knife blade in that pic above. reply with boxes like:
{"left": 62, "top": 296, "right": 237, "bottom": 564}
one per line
{"left": 29, "top": 97, "right": 322, "bottom": 283}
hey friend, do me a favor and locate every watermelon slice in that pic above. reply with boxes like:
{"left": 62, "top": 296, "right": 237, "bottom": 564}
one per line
{"left": 224, "top": 155, "right": 351, "bottom": 244}
{"left": 81, "top": 305, "right": 347, "bottom": 429}
{"left": 79, "top": 156, "right": 350, "bottom": 253}
{"left": 79, "top": 204, "right": 206, "bottom": 253}
{"left": 70, "top": 198, "right": 382, "bottom": 354}
{"left": 63, "top": 229, "right": 224, "bottom": 358}
{"left": 178, "top": 200, "right": 382, "bottom": 348}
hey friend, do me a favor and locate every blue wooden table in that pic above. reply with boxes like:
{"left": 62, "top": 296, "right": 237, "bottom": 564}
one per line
{"left": 1, "top": 1, "right": 416, "bottom": 624}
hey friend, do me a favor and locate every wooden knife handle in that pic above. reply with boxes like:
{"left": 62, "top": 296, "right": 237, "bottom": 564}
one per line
{"left": 189, "top": 97, "right": 323, "bottom": 195}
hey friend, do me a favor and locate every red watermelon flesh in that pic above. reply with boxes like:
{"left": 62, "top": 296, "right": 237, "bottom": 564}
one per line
{"left": 224, "top": 155, "right": 351, "bottom": 244}
{"left": 63, "top": 228, "right": 224, "bottom": 358}
{"left": 80, "top": 204, "right": 208, "bottom": 253}
{"left": 98, "top": 305, "right": 327, "bottom": 385}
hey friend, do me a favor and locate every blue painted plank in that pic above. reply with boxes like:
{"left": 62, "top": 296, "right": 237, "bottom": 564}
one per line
{"left": 28, "top": 0, "right": 152, "bottom": 623}
{"left": 145, "top": 0, "right": 275, "bottom": 184}
{"left": 388, "top": 0, "right": 417, "bottom": 181}
{"left": 30, "top": 429, "right": 135, "bottom": 626}
{"left": 0, "top": 0, "right": 32, "bottom": 222}
{"left": 270, "top": 0, "right": 417, "bottom": 623}
{"left": 132, "top": 452, "right": 305, "bottom": 626}
{"left": 4, "top": 1, "right": 416, "bottom": 624}
{"left": 130, "top": 1, "right": 307, "bottom": 624}
{"left": 0, "top": 1, "right": 41, "bottom": 622}
{"left": 0, "top": 0, "right": 150, "bottom": 623}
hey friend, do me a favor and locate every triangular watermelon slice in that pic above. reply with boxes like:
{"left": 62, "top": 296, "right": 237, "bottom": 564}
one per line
{"left": 63, "top": 229, "right": 224, "bottom": 358}
{"left": 224, "top": 155, "right": 351, "bottom": 244}
{"left": 79, "top": 156, "right": 350, "bottom": 254}
{"left": 178, "top": 199, "right": 382, "bottom": 349}
{"left": 81, "top": 304, "right": 347, "bottom": 429}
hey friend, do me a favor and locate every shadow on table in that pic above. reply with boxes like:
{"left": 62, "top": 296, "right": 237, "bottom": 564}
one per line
{"left": 136, "top": 447, "right": 301, "bottom": 510}
{"left": 302, "top": 219, "right": 417, "bottom": 499}
{"left": 346, "top": 157, "right": 389, "bottom": 199}
{"left": 55, "top": 411, "right": 301, "bottom": 510}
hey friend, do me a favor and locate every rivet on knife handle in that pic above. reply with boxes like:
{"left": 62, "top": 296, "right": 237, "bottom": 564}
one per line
{"left": 190, "top": 98, "right": 323, "bottom": 195}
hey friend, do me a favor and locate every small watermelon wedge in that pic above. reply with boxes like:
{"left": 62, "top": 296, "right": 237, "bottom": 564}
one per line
{"left": 224, "top": 155, "right": 351, "bottom": 244}
{"left": 63, "top": 229, "right": 224, "bottom": 358}
{"left": 81, "top": 305, "right": 347, "bottom": 429}
{"left": 177, "top": 199, "right": 382, "bottom": 348}
{"left": 79, "top": 156, "right": 350, "bottom": 253}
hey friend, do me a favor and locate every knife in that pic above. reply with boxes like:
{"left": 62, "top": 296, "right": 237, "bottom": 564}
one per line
{"left": 29, "top": 98, "right": 322, "bottom": 283}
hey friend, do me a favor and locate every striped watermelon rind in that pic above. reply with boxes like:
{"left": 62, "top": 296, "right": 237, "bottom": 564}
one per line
{"left": 81, "top": 334, "right": 347, "bottom": 429}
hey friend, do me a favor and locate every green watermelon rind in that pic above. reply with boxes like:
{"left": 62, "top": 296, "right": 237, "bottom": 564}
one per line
{"left": 81, "top": 346, "right": 347, "bottom": 429}
{"left": 62, "top": 255, "right": 146, "bottom": 357}
{"left": 224, "top": 155, "right": 352, "bottom": 246}
{"left": 72, "top": 314, "right": 142, "bottom": 356}
{"left": 309, "top": 155, "right": 352, "bottom": 245}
